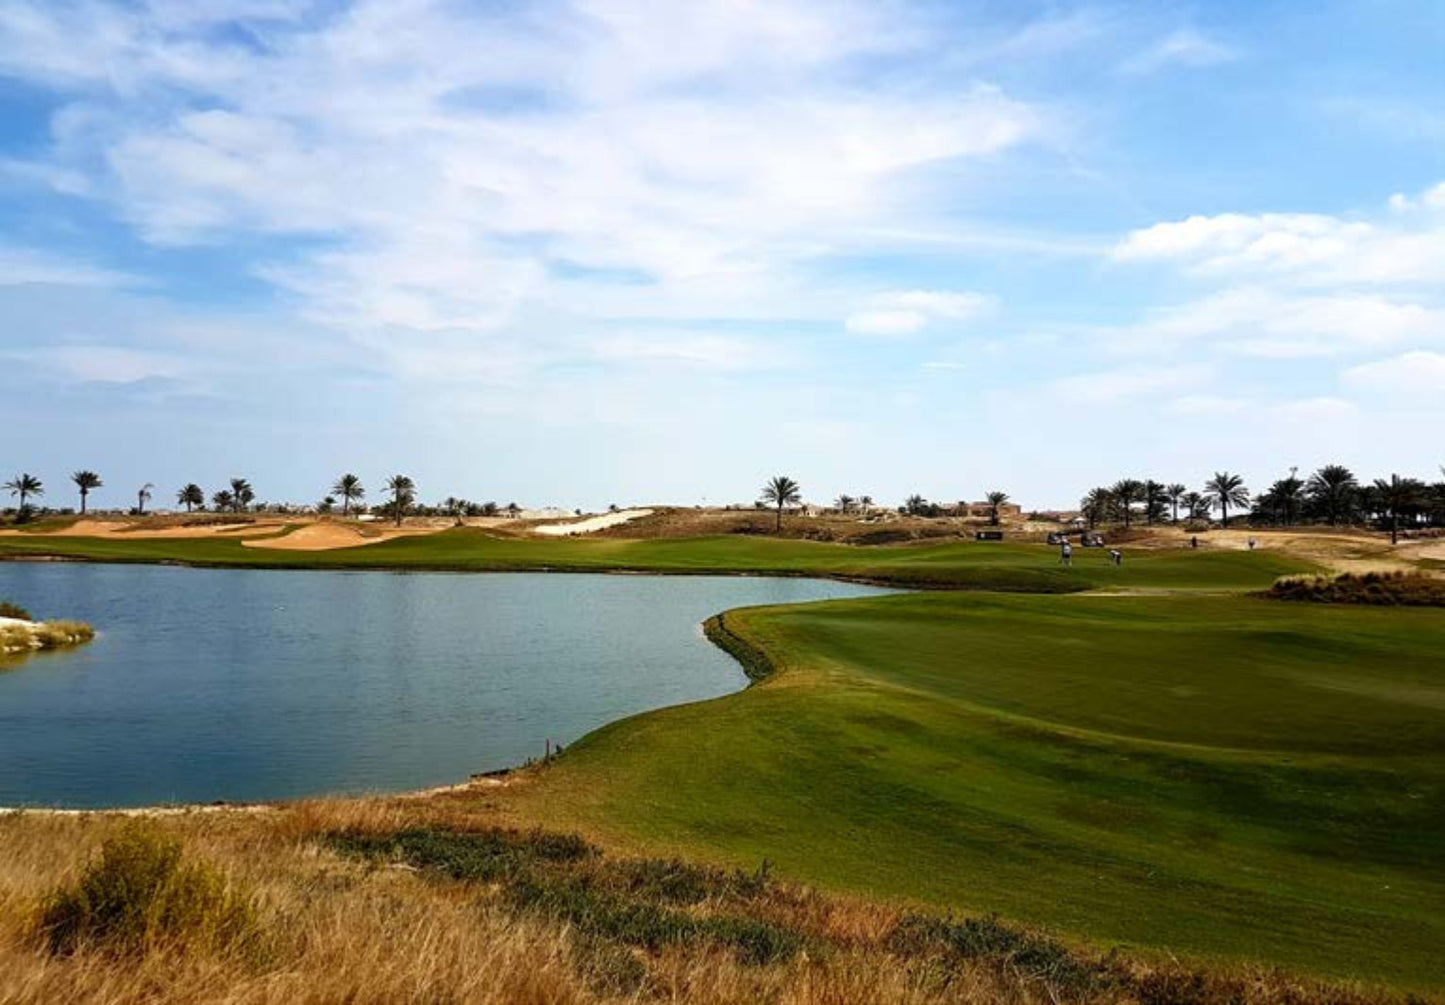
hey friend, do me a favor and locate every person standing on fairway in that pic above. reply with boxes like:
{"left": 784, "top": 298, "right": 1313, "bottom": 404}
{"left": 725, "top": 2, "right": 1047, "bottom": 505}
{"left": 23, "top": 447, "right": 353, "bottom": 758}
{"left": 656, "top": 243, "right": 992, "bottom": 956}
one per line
{"left": 1109, "top": 548, "right": 1122, "bottom": 566}
{"left": 1060, "top": 540, "right": 1073, "bottom": 566}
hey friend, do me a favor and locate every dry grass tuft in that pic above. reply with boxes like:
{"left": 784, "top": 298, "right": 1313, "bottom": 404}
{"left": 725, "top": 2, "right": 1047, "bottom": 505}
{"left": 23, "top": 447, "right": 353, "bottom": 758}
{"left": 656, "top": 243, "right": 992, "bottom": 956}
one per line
{"left": 1265, "top": 570, "right": 1445, "bottom": 605}
{"left": 0, "top": 805, "right": 1422, "bottom": 1004}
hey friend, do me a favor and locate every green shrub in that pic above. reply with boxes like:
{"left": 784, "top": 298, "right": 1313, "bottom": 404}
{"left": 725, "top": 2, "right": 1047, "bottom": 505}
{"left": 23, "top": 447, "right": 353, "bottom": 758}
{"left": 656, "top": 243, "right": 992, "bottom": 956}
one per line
{"left": 328, "top": 826, "right": 596, "bottom": 884}
{"left": 37, "top": 823, "right": 258, "bottom": 957}
{"left": 330, "top": 826, "right": 805, "bottom": 966}
{"left": 0, "top": 600, "right": 33, "bottom": 621}
{"left": 888, "top": 913, "right": 1100, "bottom": 995}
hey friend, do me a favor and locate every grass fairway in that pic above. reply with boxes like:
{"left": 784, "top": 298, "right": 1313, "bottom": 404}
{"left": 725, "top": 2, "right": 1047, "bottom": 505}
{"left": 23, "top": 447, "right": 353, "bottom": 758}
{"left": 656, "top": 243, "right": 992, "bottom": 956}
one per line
{"left": 506, "top": 592, "right": 1445, "bottom": 989}
{"left": 0, "top": 528, "right": 1311, "bottom": 591}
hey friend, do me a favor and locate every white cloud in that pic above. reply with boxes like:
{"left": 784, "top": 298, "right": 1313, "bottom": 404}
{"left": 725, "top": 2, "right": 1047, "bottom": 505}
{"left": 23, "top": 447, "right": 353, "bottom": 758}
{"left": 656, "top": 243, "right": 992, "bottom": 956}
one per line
{"left": 1052, "top": 364, "right": 1208, "bottom": 403}
{"left": 845, "top": 289, "right": 993, "bottom": 337}
{"left": 0, "top": 245, "right": 141, "bottom": 288}
{"left": 1112, "top": 181, "right": 1445, "bottom": 286}
{"left": 590, "top": 332, "right": 789, "bottom": 371}
{"left": 1268, "top": 396, "right": 1358, "bottom": 423}
{"left": 1120, "top": 29, "right": 1237, "bottom": 75}
{"left": 846, "top": 310, "right": 928, "bottom": 337}
{"left": 1104, "top": 181, "right": 1445, "bottom": 361}
{"left": 1343, "top": 351, "right": 1445, "bottom": 397}
{"left": 1099, "top": 287, "right": 1445, "bottom": 358}
{"left": 24, "top": 345, "right": 189, "bottom": 384}
{"left": 2, "top": 0, "right": 1040, "bottom": 353}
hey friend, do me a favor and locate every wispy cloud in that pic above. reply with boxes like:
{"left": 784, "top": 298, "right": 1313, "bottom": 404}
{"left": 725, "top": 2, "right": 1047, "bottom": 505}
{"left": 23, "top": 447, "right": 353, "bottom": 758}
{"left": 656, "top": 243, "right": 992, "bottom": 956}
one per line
{"left": 1119, "top": 28, "right": 1238, "bottom": 75}
{"left": 845, "top": 289, "right": 993, "bottom": 337}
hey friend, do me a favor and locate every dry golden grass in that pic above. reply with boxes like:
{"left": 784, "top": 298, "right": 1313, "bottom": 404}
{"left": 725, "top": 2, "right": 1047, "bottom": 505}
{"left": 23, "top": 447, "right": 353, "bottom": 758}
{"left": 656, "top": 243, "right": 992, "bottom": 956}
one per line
{"left": 0, "top": 801, "right": 1417, "bottom": 1005}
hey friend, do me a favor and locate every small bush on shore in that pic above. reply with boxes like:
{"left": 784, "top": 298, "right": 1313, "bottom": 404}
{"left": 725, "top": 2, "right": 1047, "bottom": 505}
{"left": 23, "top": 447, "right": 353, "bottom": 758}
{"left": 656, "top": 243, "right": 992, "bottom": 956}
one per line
{"left": 1265, "top": 570, "right": 1445, "bottom": 606}
{"left": 0, "top": 600, "right": 33, "bottom": 620}
{"left": 36, "top": 823, "right": 259, "bottom": 958}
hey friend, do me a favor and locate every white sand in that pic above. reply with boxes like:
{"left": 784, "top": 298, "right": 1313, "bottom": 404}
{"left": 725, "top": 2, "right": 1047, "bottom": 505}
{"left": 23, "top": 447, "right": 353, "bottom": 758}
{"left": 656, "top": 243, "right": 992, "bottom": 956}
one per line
{"left": 532, "top": 509, "right": 654, "bottom": 536}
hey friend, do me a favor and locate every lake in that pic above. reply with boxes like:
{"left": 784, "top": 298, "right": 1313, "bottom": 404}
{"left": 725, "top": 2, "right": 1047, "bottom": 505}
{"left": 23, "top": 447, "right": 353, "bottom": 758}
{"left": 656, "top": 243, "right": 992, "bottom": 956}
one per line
{"left": 0, "top": 563, "right": 888, "bottom": 808}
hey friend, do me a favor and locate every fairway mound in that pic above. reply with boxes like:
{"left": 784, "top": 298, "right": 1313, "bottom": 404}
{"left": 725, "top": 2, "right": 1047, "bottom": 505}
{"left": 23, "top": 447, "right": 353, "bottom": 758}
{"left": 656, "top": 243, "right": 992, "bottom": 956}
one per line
{"left": 1265, "top": 570, "right": 1445, "bottom": 606}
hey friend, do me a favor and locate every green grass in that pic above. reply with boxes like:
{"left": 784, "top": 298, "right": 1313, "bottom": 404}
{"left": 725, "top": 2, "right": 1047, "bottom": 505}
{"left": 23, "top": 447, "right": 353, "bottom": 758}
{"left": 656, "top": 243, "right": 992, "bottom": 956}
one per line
{"left": 16, "top": 526, "right": 1435, "bottom": 986}
{"left": 508, "top": 592, "right": 1445, "bottom": 989}
{"left": 0, "top": 528, "right": 1312, "bottom": 592}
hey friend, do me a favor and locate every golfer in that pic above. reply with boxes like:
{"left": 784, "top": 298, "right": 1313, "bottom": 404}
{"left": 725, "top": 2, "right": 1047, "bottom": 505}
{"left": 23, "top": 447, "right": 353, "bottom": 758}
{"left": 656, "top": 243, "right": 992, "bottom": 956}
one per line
{"left": 1060, "top": 540, "right": 1073, "bottom": 566}
{"left": 1109, "top": 548, "right": 1122, "bottom": 566}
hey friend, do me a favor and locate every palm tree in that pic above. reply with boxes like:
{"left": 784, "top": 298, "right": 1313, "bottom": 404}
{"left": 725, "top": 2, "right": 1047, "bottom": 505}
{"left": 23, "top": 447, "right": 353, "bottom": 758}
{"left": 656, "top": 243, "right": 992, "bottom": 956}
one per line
{"left": 985, "top": 490, "right": 1009, "bottom": 526}
{"left": 1274, "top": 469, "right": 1306, "bottom": 526}
{"left": 228, "top": 478, "right": 255, "bottom": 513}
{"left": 760, "top": 475, "right": 802, "bottom": 532}
{"left": 1165, "top": 484, "right": 1187, "bottom": 523}
{"left": 71, "top": 471, "right": 102, "bottom": 514}
{"left": 858, "top": 495, "right": 874, "bottom": 514}
{"left": 1142, "top": 480, "right": 1168, "bottom": 526}
{"left": 136, "top": 483, "right": 154, "bottom": 516}
{"left": 331, "top": 473, "right": 365, "bottom": 517}
{"left": 903, "top": 493, "right": 927, "bottom": 517}
{"left": 211, "top": 489, "right": 235, "bottom": 512}
{"left": 1203, "top": 471, "right": 1249, "bottom": 527}
{"left": 834, "top": 494, "right": 855, "bottom": 515}
{"left": 385, "top": 474, "right": 415, "bottom": 527}
{"left": 4, "top": 473, "right": 43, "bottom": 518}
{"left": 1372, "top": 474, "right": 1422, "bottom": 545}
{"left": 1110, "top": 479, "right": 1143, "bottom": 529}
{"left": 505, "top": 501, "right": 521, "bottom": 519}
{"left": 1183, "top": 491, "right": 1209, "bottom": 521}
{"left": 1306, "top": 464, "right": 1358, "bottom": 525}
{"left": 176, "top": 483, "right": 204, "bottom": 513}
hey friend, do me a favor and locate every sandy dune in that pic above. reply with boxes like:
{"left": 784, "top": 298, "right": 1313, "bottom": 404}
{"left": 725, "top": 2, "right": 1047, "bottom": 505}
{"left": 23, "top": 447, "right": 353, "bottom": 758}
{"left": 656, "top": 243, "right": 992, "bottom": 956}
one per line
{"left": 531, "top": 509, "right": 654, "bottom": 536}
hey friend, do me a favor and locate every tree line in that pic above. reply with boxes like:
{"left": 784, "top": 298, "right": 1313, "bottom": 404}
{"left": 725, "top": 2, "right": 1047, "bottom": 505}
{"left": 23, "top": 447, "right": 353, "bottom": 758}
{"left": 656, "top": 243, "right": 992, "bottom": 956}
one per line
{"left": 1077, "top": 466, "right": 1445, "bottom": 544}
{"left": 0, "top": 472, "right": 528, "bottom": 529}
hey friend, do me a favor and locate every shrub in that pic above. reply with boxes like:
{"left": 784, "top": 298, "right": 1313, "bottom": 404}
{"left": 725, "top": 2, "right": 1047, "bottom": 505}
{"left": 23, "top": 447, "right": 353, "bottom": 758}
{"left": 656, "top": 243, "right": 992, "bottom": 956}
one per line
{"left": 1265, "top": 570, "right": 1445, "bottom": 606}
{"left": 888, "top": 913, "right": 1100, "bottom": 995}
{"left": 0, "top": 600, "right": 33, "bottom": 621}
{"left": 37, "top": 823, "right": 258, "bottom": 957}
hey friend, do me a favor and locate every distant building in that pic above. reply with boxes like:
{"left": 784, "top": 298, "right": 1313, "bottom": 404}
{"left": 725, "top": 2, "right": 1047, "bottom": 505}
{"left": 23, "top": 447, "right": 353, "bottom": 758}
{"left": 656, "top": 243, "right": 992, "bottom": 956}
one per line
{"left": 961, "top": 501, "right": 1024, "bottom": 521}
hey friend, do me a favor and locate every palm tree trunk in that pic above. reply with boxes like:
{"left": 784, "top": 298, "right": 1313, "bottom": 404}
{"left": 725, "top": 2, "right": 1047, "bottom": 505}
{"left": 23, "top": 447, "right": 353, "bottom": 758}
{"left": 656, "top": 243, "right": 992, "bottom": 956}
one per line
{"left": 79, "top": 491, "right": 87, "bottom": 515}
{"left": 775, "top": 503, "right": 782, "bottom": 532}
{"left": 1221, "top": 502, "right": 1228, "bottom": 528}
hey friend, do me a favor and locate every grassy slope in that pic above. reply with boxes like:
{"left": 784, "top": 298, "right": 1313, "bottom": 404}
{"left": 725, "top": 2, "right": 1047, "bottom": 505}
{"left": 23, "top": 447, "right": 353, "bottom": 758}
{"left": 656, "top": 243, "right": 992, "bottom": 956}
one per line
{"left": 505, "top": 592, "right": 1445, "bottom": 989}
{"left": 17, "top": 528, "right": 1438, "bottom": 985}
{"left": 0, "top": 528, "right": 1309, "bottom": 591}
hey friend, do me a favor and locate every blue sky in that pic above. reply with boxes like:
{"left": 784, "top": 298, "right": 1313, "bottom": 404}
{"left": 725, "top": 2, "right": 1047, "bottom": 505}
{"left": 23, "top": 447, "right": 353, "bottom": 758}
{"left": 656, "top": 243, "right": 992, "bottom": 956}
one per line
{"left": 1, "top": 0, "right": 1442, "bottom": 511}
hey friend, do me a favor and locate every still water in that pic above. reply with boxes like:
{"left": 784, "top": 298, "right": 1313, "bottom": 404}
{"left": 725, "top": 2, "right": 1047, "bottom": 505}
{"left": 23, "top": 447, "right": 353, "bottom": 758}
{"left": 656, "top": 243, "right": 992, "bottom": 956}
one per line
{"left": 0, "top": 563, "right": 887, "bottom": 808}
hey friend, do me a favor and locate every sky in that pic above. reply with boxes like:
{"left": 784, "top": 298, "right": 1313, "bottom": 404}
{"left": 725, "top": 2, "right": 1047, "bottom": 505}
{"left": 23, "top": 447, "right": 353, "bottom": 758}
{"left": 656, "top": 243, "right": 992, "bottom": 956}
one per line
{"left": 1, "top": 0, "right": 1442, "bottom": 512}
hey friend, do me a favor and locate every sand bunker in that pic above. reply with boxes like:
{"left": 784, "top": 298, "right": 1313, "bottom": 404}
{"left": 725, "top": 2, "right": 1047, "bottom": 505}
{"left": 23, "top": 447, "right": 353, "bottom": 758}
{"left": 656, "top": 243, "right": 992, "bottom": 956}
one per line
{"left": 532, "top": 509, "right": 654, "bottom": 536}
{"left": 242, "top": 523, "right": 444, "bottom": 551}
